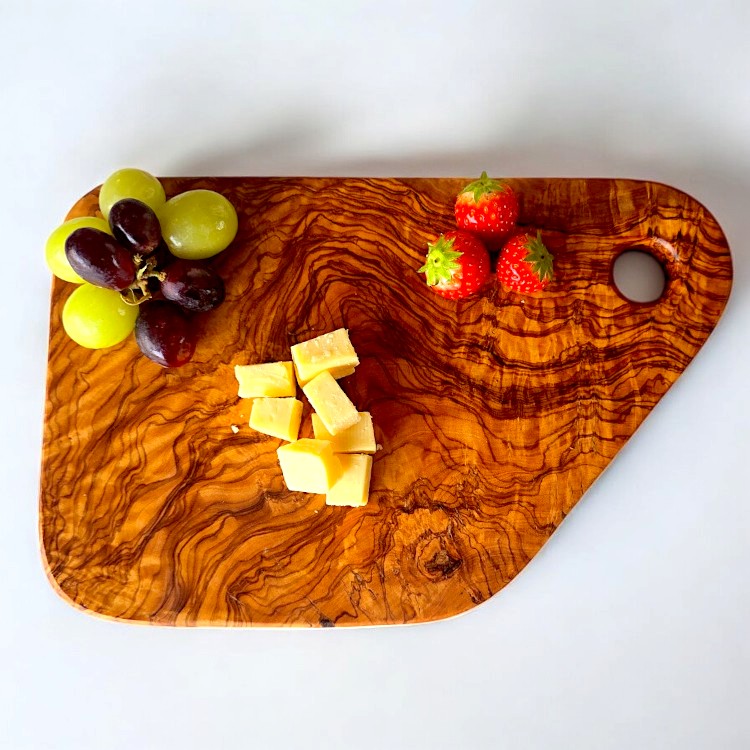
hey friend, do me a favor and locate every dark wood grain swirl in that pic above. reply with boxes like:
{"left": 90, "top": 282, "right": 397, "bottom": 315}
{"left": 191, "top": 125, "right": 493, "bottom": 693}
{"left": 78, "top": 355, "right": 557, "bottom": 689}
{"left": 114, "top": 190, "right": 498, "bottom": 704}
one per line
{"left": 39, "top": 177, "right": 733, "bottom": 626}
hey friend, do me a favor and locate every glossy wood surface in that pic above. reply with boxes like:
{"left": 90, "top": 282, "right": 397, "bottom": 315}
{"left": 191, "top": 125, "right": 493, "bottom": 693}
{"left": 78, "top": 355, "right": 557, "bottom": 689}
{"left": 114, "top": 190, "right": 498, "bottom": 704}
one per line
{"left": 40, "top": 177, "right": 732, "bottom": 626}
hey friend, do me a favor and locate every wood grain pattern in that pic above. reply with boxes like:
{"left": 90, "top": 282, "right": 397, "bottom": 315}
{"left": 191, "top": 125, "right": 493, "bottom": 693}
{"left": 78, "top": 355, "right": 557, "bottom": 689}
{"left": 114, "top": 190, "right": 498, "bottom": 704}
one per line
{"left": 39, "top": 177, "right": 732, "bottom": 626}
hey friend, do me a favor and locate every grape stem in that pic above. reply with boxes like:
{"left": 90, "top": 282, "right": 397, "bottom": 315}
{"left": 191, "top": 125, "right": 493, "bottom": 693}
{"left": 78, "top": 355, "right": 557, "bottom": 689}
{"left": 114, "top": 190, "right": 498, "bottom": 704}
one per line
{"left": 120, "top": 254, "right": 166, "bottom": 306}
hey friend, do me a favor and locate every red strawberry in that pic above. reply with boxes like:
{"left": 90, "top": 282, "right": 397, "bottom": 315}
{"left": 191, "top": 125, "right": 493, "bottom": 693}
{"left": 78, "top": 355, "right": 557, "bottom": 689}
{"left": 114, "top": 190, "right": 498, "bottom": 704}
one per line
{"left": 418, "top": 230, "right": 490, "bottom": 300}
{"left": 497, "top": 231, "right": 554, "bottom": 293}
{"left": 455, "top": 171, "right": 519, "bottom": 245}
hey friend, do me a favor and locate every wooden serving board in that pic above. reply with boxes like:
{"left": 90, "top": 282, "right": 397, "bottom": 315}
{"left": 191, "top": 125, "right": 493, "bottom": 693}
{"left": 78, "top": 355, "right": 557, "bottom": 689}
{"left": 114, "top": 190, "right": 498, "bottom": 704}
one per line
{"left": 40, "top": 177, "right": 732, "bottom": 626}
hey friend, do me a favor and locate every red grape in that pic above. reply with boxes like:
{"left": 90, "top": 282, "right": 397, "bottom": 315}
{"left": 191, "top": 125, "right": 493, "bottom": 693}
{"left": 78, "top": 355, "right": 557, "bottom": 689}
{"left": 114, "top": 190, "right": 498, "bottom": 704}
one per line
{"left": 134, "top": 301, "right": 196, "bottom": 367}
{"left": 109, "top": 198, "right": 162, "bottom": 255}
{"left": 65, "top": 227, "right": 136, "bottom": 291}
{"left": 147, "top": 239, "right": 173, "bottom": 266}
{"left": 161, "top": 260, "right": 225, "bottom": 312}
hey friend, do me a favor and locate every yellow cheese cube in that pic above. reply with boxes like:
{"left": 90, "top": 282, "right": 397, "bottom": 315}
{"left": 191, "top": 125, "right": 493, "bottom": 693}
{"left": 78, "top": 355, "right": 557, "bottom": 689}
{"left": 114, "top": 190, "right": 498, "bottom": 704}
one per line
{"left": 311, "top": 412, "right": 376, "bottom": 453}
{"left": 249, "top": 398, "right": 303, "bottom": 442}
{"left": 234, "top": 361, "right": 296, "bottom": 399}
{"left": 277, "top": 439, "right": 342, "bottom": 493}
{"left": 326, "top": 454, "right": 373, "bottom": 507}
{"left": 328, "top": 365, "right": 356, "bottom": 380}
{"left": 291, "top": 328, "right": 359, "bottom": 386}
{"left": 302, "top": 371, "right": 360, "bottom": 436}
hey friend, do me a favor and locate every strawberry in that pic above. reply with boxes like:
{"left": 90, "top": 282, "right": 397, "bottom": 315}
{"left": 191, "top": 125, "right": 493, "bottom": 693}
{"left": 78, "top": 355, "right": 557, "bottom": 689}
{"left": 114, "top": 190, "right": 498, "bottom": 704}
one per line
{"left": 496, "top": 231, "right": 554, "bottom": 293}
{"left": 418, "top": 230, "right": 490, "bottom": 300}
{"left": 454, "top": 171, "right": 519, "bottom": 245}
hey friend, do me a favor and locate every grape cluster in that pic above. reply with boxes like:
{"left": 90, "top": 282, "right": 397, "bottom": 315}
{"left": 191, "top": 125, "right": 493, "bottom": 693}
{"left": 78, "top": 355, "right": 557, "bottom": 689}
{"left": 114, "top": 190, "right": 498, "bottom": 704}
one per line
{"left": 46, "top": 169, "right": 238, "bottom": 367}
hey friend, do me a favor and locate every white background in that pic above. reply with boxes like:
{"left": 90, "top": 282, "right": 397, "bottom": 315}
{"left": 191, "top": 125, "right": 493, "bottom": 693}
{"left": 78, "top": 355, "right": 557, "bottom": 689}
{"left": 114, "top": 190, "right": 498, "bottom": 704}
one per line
{"left": 1, "top": 1, "right": 748, "bottom": 748}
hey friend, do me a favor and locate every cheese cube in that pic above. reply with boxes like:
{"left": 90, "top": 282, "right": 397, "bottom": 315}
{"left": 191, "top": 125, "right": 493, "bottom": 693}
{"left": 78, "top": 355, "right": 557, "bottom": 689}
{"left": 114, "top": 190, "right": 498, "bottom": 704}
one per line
{"left": 326, "top": 454, "right": 373, "bottom": 507}
{"left": 234, "top": 361, "right": 296, "bottom": 399}
{"left": 302, "top": 371, "right": 360, "bottom": 436}
{"left": 291, "top": 328, "right": 359, "bottom": 386}
{"left": 327, "top": 365, "right": 356, "bottom": 380}
{"left": 311, "top": 412, "right": 376, "bottom": 453}
{"left": 249, "top": 398, "right": 303, "bottom": 442}
{"left": 277, "top": 439, "right": 342, "bottom": 493}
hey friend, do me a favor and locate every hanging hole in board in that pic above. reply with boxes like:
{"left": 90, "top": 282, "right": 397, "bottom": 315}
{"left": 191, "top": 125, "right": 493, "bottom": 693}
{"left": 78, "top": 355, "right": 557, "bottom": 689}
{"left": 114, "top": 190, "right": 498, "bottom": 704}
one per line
{"left": 612, "top": 249, "right": 667, "bottom": 304}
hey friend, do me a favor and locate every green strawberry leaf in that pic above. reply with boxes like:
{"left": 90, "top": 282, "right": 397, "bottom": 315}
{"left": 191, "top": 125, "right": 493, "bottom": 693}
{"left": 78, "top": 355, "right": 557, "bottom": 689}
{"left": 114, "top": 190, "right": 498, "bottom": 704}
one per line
{"left": 460, "top": 170, "right": 510, "bottom": 202}
{"left": 523, "top": 231, "right": 554, "bottom": 282}
{"left": 418, "top": 235, "right": 462, "bottom": 286}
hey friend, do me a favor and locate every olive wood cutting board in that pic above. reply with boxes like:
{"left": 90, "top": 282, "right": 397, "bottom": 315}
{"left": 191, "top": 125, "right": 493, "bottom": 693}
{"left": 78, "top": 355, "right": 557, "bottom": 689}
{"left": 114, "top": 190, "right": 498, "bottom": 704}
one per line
{"left": 40, "top": 177, "right": 733, "bottom": 626}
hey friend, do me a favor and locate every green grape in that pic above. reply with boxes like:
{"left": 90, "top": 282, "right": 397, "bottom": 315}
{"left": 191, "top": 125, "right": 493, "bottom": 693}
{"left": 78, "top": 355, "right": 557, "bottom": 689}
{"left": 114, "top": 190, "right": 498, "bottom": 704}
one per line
{"left": 158, "top": 189, "right": 238, "bottom": 260}
{"left": 99, "top": 168, "right": 166, "bottom": 220}
{"left": 45, "top": 217, "right": 112, "bottom": 283}
{"left": 62, "top": 284, "right": 138, "bottom": 349}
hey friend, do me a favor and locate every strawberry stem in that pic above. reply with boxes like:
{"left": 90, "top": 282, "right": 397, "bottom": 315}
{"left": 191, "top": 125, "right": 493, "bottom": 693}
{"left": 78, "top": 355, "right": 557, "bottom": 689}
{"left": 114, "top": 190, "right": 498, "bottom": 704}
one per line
{"left": 418, "top": 235, "right": 462, "bottom": 286}
{"left": 460, "top": 171, "right": 509, "bottom": 202}
{"left": 523, "top": 231, "right": 554, "bottom": 283}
